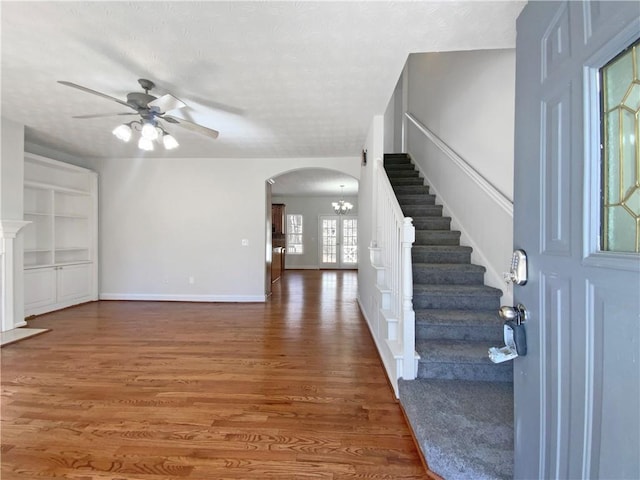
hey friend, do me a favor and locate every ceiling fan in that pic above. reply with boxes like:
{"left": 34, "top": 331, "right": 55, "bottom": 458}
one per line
{"left": 58, "top": 78, "right": 219, "bottom": 150}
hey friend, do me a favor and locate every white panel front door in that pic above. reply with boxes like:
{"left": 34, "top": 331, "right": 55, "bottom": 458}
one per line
{"left": 514, "top": 2, "right": 639, "bottom": 478}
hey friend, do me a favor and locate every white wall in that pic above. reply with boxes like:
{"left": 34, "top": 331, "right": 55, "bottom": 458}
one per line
{"left": 356, "top": 115, "right": 399, "bottom": 383}
{"left": 1, "top": 119, "right": 25, "bottom": 220}
{"left": 404, "top": 49, "right": 515, "bottom": 300}
{"left": 0, "top": 118, "right": 26, "bottom": 329}
{"left": 407, "top": 50, "right": 515, "bottom": 199}
{"left": 98, "top": 156, "right": 359, "bottom": 301}
{"left": 271, "top": 194, "right": 358, "bottom": 269}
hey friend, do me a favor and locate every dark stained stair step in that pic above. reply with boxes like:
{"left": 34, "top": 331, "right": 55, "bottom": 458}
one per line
{"left": 415, "top": 309, "right": 503, "bottom": 341}
{"left": 392, "top": 185, "right": 431, "bottom": 195}
{"left": 415, "top": 230, "right": 461, "bottom": 246}
{"left": 399, "top": 379, "right": 514, "bottom": 480}
{"left": 412, "top": 216, "right": 452, "bottom": 230}
{"left": 413, "top": 263, "right": 485, "bottom": 285}
{"left": 401, "top": 204, "right": 443, "bottom": 217}
{"left": 412, "top": 245, "right": 472, "bottom": 264}
{"left": 385, "top": 163, "right": 416, "bottom": 172}
{"left": 387, "top": 170, "right": 420, "bottom": 179}
{"left": 416, "top": 339, "right": 513, "bottom": 382}
{"left": 384, "top": 153, "right": 412, "bottom": 164}
{"left": 390, "top": 177, "right": 426, "bottom": 187}
{"left": 397, "top": 194, "right": 436, "bottom": 205}
{"left": 413, "top": 284, "right": 502, "bottom": 310}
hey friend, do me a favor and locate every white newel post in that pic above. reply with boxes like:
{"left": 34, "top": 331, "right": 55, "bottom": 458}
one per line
{"left": 401, "top": 217, "right": 416, "bottom": 379}
{"left": 0, "top": 220, "right": 30, "bottom": 332}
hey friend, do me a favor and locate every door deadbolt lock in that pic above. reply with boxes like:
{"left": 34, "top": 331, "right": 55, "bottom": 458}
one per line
{"left": 504, "top": 249, "right": 528, "bottom": 285}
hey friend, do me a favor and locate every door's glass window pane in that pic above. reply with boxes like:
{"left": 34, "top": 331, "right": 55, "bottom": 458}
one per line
{"left": 601, "top": 38, "right": 640, "bottom": 252}
{"left": 341, "top": 218, "right": 358, "bottom": 264}
{"left": 322, "top": 219, "right": 337, "bottom": 264}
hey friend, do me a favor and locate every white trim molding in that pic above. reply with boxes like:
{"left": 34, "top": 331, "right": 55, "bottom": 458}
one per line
{"left": 405, "top": 112, "right": 513, "bottom": 216}
{"left": 99, "top": 293, "right": 266, "bottom": 303}
{"left": 1, "top": 220, "right": 31, "bottom": 332}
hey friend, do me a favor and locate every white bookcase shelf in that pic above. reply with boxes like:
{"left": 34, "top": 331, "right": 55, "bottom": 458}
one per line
{"left": 23, "top": 153, "right": 98, "bottom": 316}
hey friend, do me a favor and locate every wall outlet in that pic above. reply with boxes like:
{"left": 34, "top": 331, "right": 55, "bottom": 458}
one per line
{"left": 241, "top": 239, "right": 249, "bottom": 246}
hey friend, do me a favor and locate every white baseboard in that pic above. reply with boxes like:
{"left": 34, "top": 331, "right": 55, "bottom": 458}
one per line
{"left": 357, "top": 295, "right": 399, "bottom": 398}
{"left": 99, "top": 293, "right": 266, "bottom": 302}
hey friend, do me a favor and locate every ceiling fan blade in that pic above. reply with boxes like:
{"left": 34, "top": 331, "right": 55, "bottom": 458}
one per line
{"left": 58, "top": 81, "right": 133, "bottom": 109}
{"left": 72, "top": 112, "right": 138, "bottom": 119}
{"left": 148, "top": 94, "right": 186, "bottom": 113}
{"left": 163, "top": 115, "right": 219, "bottom": 139}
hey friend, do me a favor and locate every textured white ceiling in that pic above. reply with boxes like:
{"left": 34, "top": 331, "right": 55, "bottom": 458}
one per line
{"left": 1, "top": 1, "right": 525, "bottom": 164}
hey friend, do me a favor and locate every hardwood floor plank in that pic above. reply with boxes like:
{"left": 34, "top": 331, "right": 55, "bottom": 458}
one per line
{"left": 2, "top": 271, "right": 428, "bottom": 479}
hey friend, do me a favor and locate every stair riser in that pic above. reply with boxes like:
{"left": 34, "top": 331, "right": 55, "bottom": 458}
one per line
{"left": 385, "top": 165, "right": 416, "bottom": 173}
{"left": 417, "top": 361, "right": 513, "bottom": 383}
{"left": 416, "top": 323, "right": 503, "bottom": 342}
{"left": 412, "top": 218, "right": 452, "bottom": 230}
{"left": 384, "top": 154, "right": 411, "bottom": 163}
{"left": 390, "top": 178, "right": 425, "bottom": 186}
{"left": 415, "top": 231, "right": 460, "bottom": 245}
{"left": 413, "top": 269, "right": 484, "bottom": 285}
{"left": 413, "top": 293, "right": 500, "bottom": 310}
{"left": 393, "top": 188, "right": 432, "bottom": 198}
{"left": 412, "top": 250, "right": 471, "bottom": 264}
{"left": 387, "top": 171, "right": 420, "bottom": 179}
{"left": 397, "top": 195, "right": 436, "bottom": 205}
{"left": 402, "top": 206, "right": 443, "bottom": 217}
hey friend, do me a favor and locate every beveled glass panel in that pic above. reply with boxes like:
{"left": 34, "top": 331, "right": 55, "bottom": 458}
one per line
{"left": 604, "top": 109, "right": 621, "bottom": 203}
{"left": 622, "top": 83, "right": 640, "bottom": 110}
{"left": 605, "top": 51, "right": 633, "bottom": 109}
{"left": 601, "top": 39, "right": 640, "bottom": 253}
{"left": 621, "top": 108, "right": 637, "bottom": 196}
{"left": 605, "top": 206, "right": 638, "bottom": 252}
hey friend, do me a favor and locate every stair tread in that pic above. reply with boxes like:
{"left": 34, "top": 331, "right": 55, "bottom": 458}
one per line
{"left": 413, "top": 245, "right": 471, "bottom": 251}
{"left": 414, "top": 284, "right": 502, "bottom": 296}
{"left": 415, "top": 230, "right": 460, "bottom": 236}
{"left": 413, "top": 263, "right": 485, "bottom": 271}
{"left": 399, "top": 378, "right": 513, "bottom": 480}
{"left": 416, "top": 338, "right": 497, "bottom": 363}
{"left": 415, "top": 309, "right": 501, "bottom": 325}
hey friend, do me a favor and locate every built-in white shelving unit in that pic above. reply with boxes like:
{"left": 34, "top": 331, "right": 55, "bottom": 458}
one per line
{"left": 23, "top": 153, "right": 98, "bottom": 316}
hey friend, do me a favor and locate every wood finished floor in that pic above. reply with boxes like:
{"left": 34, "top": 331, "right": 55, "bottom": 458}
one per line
{"left": 1, "top": 270, "right": 429, "bottom": 479}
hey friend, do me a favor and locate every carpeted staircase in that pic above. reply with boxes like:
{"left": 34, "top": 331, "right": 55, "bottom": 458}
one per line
{"left": 384, "top": 153, "right": 514, "bottom": 480}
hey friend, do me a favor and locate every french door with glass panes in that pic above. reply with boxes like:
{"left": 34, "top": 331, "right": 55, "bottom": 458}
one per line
{"left": 318, "top": 216, "right": 358, "bottom": 269}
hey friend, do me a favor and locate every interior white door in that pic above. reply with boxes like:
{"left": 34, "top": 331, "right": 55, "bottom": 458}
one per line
{"left": 318, "top": 216, "right": 358, "bottom": 269}
{"left": 513, "top": 2, "right": 639, "bottom": 479}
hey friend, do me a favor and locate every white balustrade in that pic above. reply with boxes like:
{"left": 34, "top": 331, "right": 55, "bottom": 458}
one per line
{"left": 370, "top": 159, "right": 417, "bottom": 382}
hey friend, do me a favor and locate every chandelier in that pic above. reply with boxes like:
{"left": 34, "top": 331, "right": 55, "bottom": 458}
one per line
{"left": 332, "top": 185, "right": 353, "bottom": 215}
{"left": 112, "top": 119, "right": 179, "bottom": 152}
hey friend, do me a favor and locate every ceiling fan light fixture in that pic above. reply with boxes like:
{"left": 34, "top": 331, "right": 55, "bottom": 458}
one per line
{"left": 60, "top": 78, "right": 219, "bottom": 152}
{"left": 162, "top": 132, "right": 179, "bottom": 150}
{"left": 141, "top": 121, "right": 159, "bottom": 140}
{"left": 138, "top": 136, "right": 154, "bottom": 151}
{"left": 112, "top": 123, "right": 132, "bottom": 142}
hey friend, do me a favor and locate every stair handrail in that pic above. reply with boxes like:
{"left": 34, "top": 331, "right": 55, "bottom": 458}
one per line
{"left": 373, "top": 158, "right": 417, "bottom": 380}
